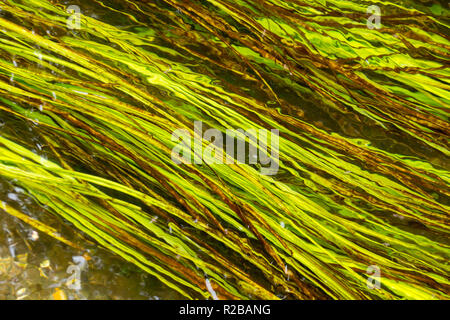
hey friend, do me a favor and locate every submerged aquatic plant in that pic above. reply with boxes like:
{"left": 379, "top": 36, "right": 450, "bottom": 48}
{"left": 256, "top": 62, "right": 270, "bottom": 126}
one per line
{"left": 0, "top": 0, "right": 448, "bottom": 299}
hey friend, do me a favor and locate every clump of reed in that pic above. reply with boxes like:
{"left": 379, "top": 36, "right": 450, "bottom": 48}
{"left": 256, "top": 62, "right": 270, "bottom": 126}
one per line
{"left": 0, "top": 0, "right": 448, "bottom": 299}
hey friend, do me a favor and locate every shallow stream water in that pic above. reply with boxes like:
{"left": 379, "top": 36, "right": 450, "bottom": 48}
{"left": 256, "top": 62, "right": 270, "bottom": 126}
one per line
{"left": 0, "top": 176, "right": 182, "bottom": 299}
{"left": 0, "top": 0, "right": 448, "bottom": 300}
